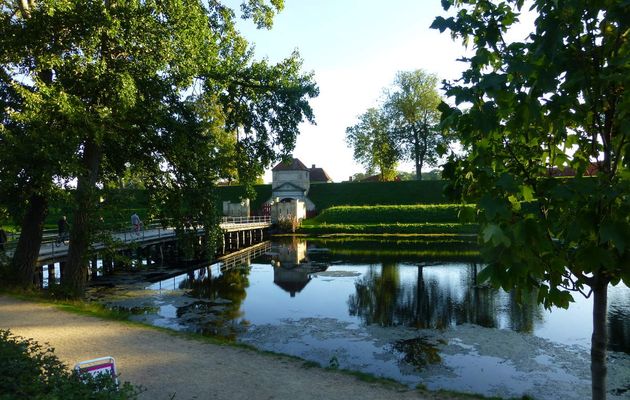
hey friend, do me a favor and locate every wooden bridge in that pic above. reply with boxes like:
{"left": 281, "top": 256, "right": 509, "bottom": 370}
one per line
{"left": 5, "top": 216, "right": 272, "bottom": 267}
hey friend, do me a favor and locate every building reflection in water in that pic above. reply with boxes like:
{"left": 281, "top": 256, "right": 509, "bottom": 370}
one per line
{"left": 271, "top": 237, "right": 328, "bottom": 297}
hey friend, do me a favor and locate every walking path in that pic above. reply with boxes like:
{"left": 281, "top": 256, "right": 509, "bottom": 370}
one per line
{"left": 0, "top": 296, "right": 466, "bottom": 400}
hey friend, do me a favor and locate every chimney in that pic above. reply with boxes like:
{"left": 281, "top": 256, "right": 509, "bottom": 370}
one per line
{"left": 312, "top": 164, "right": 316, "bottom": 169}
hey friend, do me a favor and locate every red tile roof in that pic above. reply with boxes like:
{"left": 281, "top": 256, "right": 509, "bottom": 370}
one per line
{"left": 272, "top": 158, "right": 309, "bottom": 171}
{"left": 309, "top": 167, "right": 332, "bottom": 182}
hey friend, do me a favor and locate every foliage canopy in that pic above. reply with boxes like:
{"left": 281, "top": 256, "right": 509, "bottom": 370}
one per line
{"left": 433, "top": 1, "right": 629, "bottom": 398}
{"left": 0, "top": 0, "right": 317, "bottom": 294}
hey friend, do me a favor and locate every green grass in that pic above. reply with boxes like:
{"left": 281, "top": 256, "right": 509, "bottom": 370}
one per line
{"left": 299, "top": 222, "right": 478, "bottom": 235}
{"left": 308, "top": 204, "right": 475, "bottom": 224}
{"left": 299, "top": 204, "right": 477, "bottom": 235}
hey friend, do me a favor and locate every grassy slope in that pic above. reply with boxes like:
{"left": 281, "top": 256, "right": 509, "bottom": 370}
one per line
{"left": 301, "top": 204, "right": 477, "bottom": 235}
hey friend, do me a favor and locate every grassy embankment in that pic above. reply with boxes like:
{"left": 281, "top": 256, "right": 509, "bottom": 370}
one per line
{"left": 299, "top": 204, "right": 478, "bottom": 235}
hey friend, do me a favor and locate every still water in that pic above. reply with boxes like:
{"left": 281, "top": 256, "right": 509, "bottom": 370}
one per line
{"left": 90, "top": 236, "right": 630, "bottom": 399}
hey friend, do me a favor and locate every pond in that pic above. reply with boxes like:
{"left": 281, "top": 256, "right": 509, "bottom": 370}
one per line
{"left": 87, "top": 236, "right": 630, "bottom": 400}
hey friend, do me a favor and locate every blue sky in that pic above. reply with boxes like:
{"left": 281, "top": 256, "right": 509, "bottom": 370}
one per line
{"left": 227, "top": 1, "right": 487, "bottom": 182}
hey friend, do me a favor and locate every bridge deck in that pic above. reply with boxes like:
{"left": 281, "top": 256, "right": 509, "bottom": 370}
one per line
{"left": 5, "top": 217, "right": 271, "bottom": 266}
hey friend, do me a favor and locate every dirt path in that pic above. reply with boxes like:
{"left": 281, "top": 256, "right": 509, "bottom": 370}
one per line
{"left": 0, "top": 296, "right": 466, "bottom": 400}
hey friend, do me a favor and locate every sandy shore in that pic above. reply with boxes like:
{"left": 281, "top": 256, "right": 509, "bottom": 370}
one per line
{"left": 0, "top": 296, "right": 469, "bottom": 400}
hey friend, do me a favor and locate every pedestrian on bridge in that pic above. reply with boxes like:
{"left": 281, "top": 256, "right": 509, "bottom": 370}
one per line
{"left": 57, "top": 216, "right": 70, "bottom": 241}
{"left": 131, "top": 213, "right": 142, "bottom": 234}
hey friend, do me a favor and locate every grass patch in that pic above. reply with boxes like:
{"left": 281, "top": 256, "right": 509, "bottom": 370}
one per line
{"left": 299, "top": 222, "right": 478, "bottom": 235}
{"left": 308, "top": 204, "right": 474, "bottom": 225}
{"left": 300, "top": 204, "right": 478, "bottom": 235}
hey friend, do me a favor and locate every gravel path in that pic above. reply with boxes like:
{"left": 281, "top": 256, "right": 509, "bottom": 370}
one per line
{"left": 0, "top": 296, "right": 466, "bottom": 400}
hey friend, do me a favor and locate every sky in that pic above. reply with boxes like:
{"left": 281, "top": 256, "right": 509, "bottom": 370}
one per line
{"left": 227, "top": 1, "right": 530, "bottom": 183}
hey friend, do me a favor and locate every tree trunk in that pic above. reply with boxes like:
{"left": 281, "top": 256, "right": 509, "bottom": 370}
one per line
{"left": 63, "top": 140, "right": 101, "bottom": 297}
{"left": 11, "top": 193, "right": 48, "bottom": 287}
{"left": 591, "top": 273, "right": 609, "bottom": 400}
{"left": 413, "top": 129, "right": 421, "bottom": 180}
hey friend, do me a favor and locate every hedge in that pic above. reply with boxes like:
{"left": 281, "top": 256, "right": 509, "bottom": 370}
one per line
{"left": 307, "top": 180, "right": 450, "bottom": 209}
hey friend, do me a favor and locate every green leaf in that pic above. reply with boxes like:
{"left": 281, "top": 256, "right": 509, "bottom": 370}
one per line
{"left": 600, "top": 221, "right": 628, "bottom": 254}
{"left": 430, "top": 16, "right": 454, "bottom": 33}
{"left": 521, "top": 185, "right": 534, "bottom": 202}
{"left": 482, "top": 223, "right": 511, "bottom": 247}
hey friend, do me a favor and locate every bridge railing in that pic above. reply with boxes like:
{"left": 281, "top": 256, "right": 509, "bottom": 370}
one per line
{"left": 220, "top": 215, "right": 271, "bottom": 224}
{"left": 1, "top": 217, "right": 272, "bottom": 258}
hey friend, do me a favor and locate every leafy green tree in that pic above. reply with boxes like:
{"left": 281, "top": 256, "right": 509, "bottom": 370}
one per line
{"left": 433, "top": 1, "right": 629, "bottom": 399}
{"left": 345, "top": 108, "right": 399, "bottom": 181}
{"left": 384, "top": 70, "right": 445, "bottom": 180}
{"left": 1, "top": 0, "right": 316, "bottom": 295}
{"left": 0, "top": 1, "right": 81, "bottom": 287}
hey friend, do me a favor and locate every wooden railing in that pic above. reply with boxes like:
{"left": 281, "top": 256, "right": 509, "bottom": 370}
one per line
{"left": 220, "top": 215, "right": 271, "bottom": 224}
{"left": 1, "top": 217, "right": 272, "bottom": 261}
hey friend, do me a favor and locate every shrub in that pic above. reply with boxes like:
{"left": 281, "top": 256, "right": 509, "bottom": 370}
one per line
{"left": 0, "top": 329, "right": 141, "bottom": 400}
{"left": 308, "top": 180, "right": 450, "bottom": 208}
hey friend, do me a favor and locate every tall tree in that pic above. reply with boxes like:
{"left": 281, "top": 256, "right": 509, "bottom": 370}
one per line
{"left": 345, "top": 108, "right": 399, "bottom": 181}
{"left": 384, "top": 70, "right": 444, "bottom": 180}
{"left": 1, "top": 0, "right": 317, "bottom": 295}
{"left": 433, "top": 1, "right": 629, "bottom": 399}
{"left": 0, "top": 1, "right": 79, "bottom": 287}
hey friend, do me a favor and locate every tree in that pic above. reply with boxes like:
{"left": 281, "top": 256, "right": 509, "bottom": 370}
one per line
{"left": 1, "top": 0, "right": 317, "bottom": 295}
{"left": 0, "top": 1, "right": 80, "bottom": 287}
{"left": 384, "top": 70, "right": 445, "bottom": 180}
{"left": 345, "top": 108, "right": 399, "bottom": 181}
{"left": 432, "top": 1, "right": 629, "bottom": 399}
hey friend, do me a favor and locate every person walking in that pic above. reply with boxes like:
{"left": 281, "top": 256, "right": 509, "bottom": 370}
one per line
{"left": 131, "top": 213, "right": 142, "bottom": 234}
{"left": 57, "top": 216, "right": 70, "bottom": 241}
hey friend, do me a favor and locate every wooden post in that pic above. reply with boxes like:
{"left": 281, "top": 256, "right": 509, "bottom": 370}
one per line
{"left": 91, "top": 256, "right": 98, "bottom": 279}
{"left": 59, "top": 261, "right": 66, "bottom": 282}
{"left": 103, "top": 256, "right": 112, "bottom": 274}
{"left": 47, "top": 264, "right": 56, "bottom": 285}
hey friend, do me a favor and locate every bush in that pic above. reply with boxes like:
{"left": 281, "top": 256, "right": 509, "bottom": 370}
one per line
{"left": 0, "top": 329, "right": 141, "bottom": 400}
{"left": 308, "top": 180, "right": 450, "bottom": 208}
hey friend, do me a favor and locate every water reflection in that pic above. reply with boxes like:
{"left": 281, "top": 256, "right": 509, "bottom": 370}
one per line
{"left": 346, "top": 262, "right": 544, "bottom": 332}
{"left": 175, "top": 266, "right": 250, "bottom": 339}
{"left": 95, "top": 236, "right": 630, "bottom": 354}
{"left": 270, "top": 237, "right": 328, "bottom": 297}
